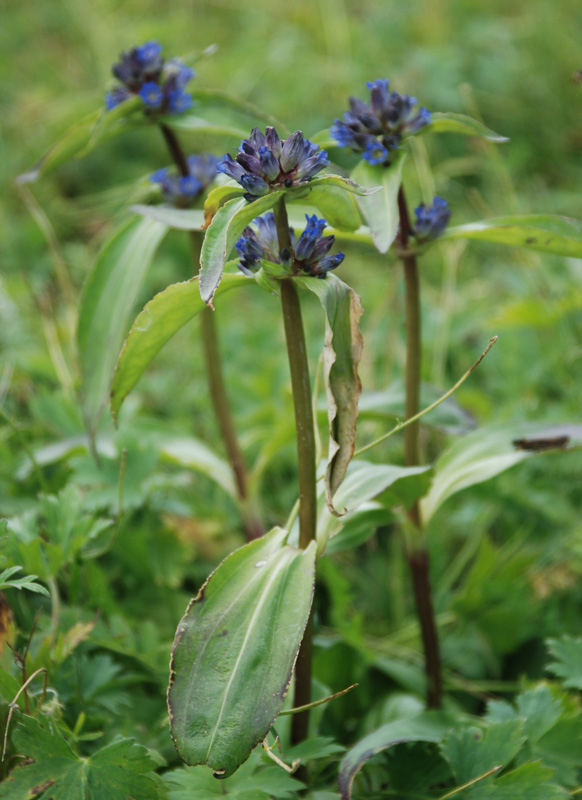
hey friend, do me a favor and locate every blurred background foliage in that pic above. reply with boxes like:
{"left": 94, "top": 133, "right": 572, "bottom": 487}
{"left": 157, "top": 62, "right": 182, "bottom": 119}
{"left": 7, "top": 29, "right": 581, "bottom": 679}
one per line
{"left": 2, "top": 0, "right": 582, "bottom": 781}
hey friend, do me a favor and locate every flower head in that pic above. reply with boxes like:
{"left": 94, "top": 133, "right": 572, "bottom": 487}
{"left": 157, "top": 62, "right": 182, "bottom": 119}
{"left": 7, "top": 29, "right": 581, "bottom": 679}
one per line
{"left": 105, "top": 41, "right": 194, "bottom": 115}
{"left": 218, "top": 127, "right": 329, "bottom": 201}
{"left": 236, "top": 213, "right": 344, "bottom": 279}
{"left": 331, "top": 78, "right": 430, "bottom": 165}
{"left": 150, "top": 154, "right": 219, "bottom": 207}
{"left": 413, "top": 197, "right": 451, "bottom": 242}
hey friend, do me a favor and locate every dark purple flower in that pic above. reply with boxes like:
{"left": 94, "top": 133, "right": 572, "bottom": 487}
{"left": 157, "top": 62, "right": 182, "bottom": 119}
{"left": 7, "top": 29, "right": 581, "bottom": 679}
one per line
{"left": 236, "top": 213, "right": 344, "bottom": 279}
{"left": 218, "top": 127, "right": 329, "bottom": 201}
{"left": 106, "top": 41, "right": 195, "bottom": 115}
{"left": 331, "top": 78, "right": 430, "bottom": 165}
{"left": 150, "top": 154, "right": 219, "bottom": 207}
{"left": 413, "top": 197, "right": 451, "bottom": 242}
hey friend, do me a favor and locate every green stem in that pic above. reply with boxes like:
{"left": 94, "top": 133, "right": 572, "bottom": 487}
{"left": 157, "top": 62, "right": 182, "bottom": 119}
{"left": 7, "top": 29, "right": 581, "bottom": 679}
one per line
{"left": 47, "top": 576, "right": 60, "bottom": 646}
{"left": 397, "top": 185, "right": 442, "bottom": 710}
{"left": 273, "top": 197, "right": 317, "bottom": 748}
{"left": 159, "top": 123, "right": 263, "bottom": 541}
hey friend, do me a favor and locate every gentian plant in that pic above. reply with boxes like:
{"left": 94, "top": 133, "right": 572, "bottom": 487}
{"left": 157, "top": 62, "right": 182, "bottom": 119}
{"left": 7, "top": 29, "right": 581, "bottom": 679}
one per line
{"left": 7, "top": 39, "right": 582, "bottom": 800}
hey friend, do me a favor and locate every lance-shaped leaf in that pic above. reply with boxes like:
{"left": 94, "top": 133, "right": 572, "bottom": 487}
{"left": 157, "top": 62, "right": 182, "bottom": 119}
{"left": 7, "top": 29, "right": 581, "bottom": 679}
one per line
{"left": 131, "top": 204, "right": 205, "bottom": 231}
{"left": 297, "top": 275, "right": 364, "bottom": 513}
{"left": 190, "top": 87, "right": 289, "bottom": 133}
{"left": 0, "top": 714, "right": 159, "bottom": 800}
{"left": 110, "top": 271, "right": 252, "bottom": 420}
{"left": 442, "top": 214, "right": 582, "bottom": 258}
{"left": 17, "top": 98, "right": 143, "bottom": 184}
{"left": 168, "top": 528, "right": 316, "bottom": 777}
{"left": 78, "top": 215, "right": 168, "bottom": 433}
{"left": 338, "top": 711, "right": 452, "bottom": 800}
{"left": 200, "top": 192, "right": 284, "bottom": 305}
{"left": 421, "top": 421, "right": 582, "bottom": 523}
{"left": 204, "top": 184, "right": 246, "bottom": 227}
{"left": 421, "top": 111, "right": 509, "bottom": 142}
{"left": 350, "top": 150, "right": 406, "bottom": 253}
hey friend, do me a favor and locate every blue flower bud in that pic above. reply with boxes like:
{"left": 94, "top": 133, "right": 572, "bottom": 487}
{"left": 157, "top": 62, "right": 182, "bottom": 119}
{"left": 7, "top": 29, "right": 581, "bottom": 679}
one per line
{"left": 150, "top": 153, "right": 218, "bottom": 207}
{"left": 240, "top": 173, "right": 270, "bottom": 197}
{"left": 414, "top": 196, "right": 451, "bottom": 242}
{"left": 106, "top": 42, "right": 195, "bottom": 116}
{"left": 331, "top": 78, "right": 431, "bottom": 165}
{"left": 219, "top": 128, "right": 327, "bottom": 202}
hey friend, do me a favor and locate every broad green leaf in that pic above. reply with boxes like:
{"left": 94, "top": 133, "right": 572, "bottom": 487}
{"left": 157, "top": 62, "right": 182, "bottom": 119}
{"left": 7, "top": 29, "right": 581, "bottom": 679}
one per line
{"left": 204, "top": 184, "right": 246, "bottom": 227}
{"left": 0, "top": 714, "right": 159, "bottom": 800}
{"left": 297, "top": 275, "right": 364, "bottom": 511}
{"left": 442, "top": 215, "right": 582, "bottom": 258}
{"left": 421, "top": 422, "right": 582, "bottom": 523}
{"left": 78, "top": 216, "right": 168, "bottom": 432}
{"left": 17, "top": 98, "right": 143, "bottom": 183}
{"left": 338, "top": 711, "right": 452, "bottom": 800}
{"left": 441, "top": 721, "right": 526, "bottom": 785}
{"left": 546, "top": 636, "right": 582, "bottom": 689}
{"left": 421, "top": 112, "right": 509, "bottom": 143}
{"left": 350, "top": 151, "right": 406, "bottom": 253}
{"left": 168, "top": 528, "right": 316, "bottom": 777}
{"left": 324, "top": 507, "right": 393, "bottom": 556}
{"left": 317, "top": 461, "right": 432, "bottom": 554}
{"left": 110, "top": 272, "right": 252, "bottom": 420}
{"left": 131, "top": 204, "right": 205, "bottom": 231}
{"left": 459, "top": 762, "right": 565, "bottom": 800}
{"left": 200, "top": 193, "right": 284, "bottom": 305}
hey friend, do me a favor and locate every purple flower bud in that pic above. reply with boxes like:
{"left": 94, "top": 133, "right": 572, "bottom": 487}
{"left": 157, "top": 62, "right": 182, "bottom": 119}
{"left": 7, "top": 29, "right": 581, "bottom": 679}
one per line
{"left": 150, "top": 153, "right": 218, "bottom": 207}
{"left": 280, "top": 131, "right": 305, "bottom": 172}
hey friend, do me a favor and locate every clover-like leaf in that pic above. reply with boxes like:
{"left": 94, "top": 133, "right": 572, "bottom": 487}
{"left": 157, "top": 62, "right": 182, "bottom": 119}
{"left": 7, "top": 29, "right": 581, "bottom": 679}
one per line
{"left": 0, "top": 715, "right": 159, "bottom": 800}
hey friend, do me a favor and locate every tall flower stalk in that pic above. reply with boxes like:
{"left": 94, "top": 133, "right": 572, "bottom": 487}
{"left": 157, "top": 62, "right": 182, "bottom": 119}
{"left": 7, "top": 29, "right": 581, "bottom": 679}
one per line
{"left": 332, "top": 78, "right": 452, "bottom": 709}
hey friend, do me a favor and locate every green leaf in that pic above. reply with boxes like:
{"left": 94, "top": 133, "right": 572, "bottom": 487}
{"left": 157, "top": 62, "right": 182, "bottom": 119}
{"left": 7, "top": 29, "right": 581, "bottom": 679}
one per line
{"left": 443, "top": 215, "right": 582, "bottom": 258}
{"left": 546, "top": 636, "right": 582, "bottom": 689}
{"left": 298, "top": 185, "right": 361, "bottom": 232}
{"left": 189, "top": 87, "right": 288, "bottom": 134}
{"left": 0, "top": 565, "right": 49, "bottom": 596}
{"left": 200, "top": 193, "right": 284, "bottom": 305}
{"left": 0, "top": 714, "right": 159, "bottom": 800}
{"left": 296, "top": 275, "right": 363, "bottom": 511}
{"left": 337, "top": 711, "right": 452, "bottom": 800}
{"left": 160, "top": 436, "right": 237, "bottom": 498}
{"left": 203, "top": 184, "right": 247, "bottom": 227}
{"left": 110, "top": 272, "right": 252, "bottom": 420}
{"left": 131, "top": 204, "right": 205, "bottom": 231}
{"left": 421, "top": 112, "right": 509, "bottom": 143}
{"left": 17, "top": 98, "right": 144, "bottom": 183}
{"left": 78, "top": 216, "right": 168, "bottom": 432}
{"left": 168, "top": 528, "right": 316, "bottom": 777}
{"left": 459, "top": 761, "right": 566, "bottom": 799}
{"left": 441, "top": 721, "right": 526, "bottom": 785}
{"left": 159, "top": 113, "right": 250, "bottom": 140}
{"left": 421, "top": 422, "right": 582, "bottom": 523}
{"left": 294, "top": 175, "right": 371, "bottom": 197}
{"left": 317, "top": 461, "right": 432, "bottom": 554}
{"left": 350, "top": 151, "right": 406, "bottom": 253}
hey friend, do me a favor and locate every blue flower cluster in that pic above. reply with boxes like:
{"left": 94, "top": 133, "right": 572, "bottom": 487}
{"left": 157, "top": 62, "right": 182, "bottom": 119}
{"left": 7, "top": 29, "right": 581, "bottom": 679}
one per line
{"left": 150, "top": 154, "right": 219, "bottom": 207}
{"left": 413, "top": 197, "right": 451, "bottom": 242}
{"left": 106, "top": 41, "right": 194, "bottom": 115}
{"left": 236, "top": 213, "right": 344, "bottom": 279}
{"left": 331, "top": 79, "right": 430, "bottom": 166}
{"left": 218, "top": 128, "right": 329, "bottom": 201}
